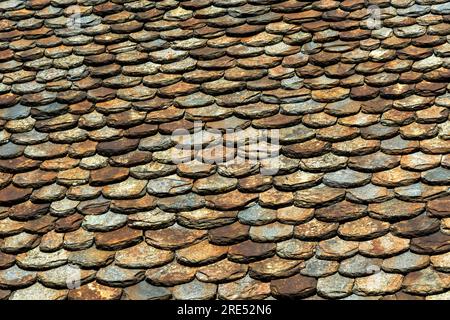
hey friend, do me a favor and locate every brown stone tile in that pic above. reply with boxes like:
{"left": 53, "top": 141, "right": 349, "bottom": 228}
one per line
{"left": 8, "top": 201, "right": 49, "bottom": 221}
{"left": 427, "top": 196, "right": 450, "bottom": 217}
{"left": 95, "top": 227, "right": 142, "bottom": 250}
{"left": 205, "top": 190, "right": 258, "bottom": 210}
{"left": 176, "top": 240, "right": 228, "bottom": 266}
{"left": 0, "top": 184, "right": 32, "bottom": 206}
{"left": 68, "top": 282, "right": 122, "bottom": 300}
{"left": 90, "top": 166, "right": 129, "bottom": 186}
{"left": 271, "top": 274, "right": 317, "bottom": 299}
{"left": 145, "top": 224, "right": 206, "bottom": 250}
{"left": 228, "top": 240, "right": 276, "bottom": 263}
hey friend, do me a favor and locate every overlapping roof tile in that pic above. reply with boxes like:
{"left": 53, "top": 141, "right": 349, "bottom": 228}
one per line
{"left": 0, "top": 0, "right": 449, "bottom": 300}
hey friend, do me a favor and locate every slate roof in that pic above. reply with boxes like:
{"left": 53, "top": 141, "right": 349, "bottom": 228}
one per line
{"left": 0, "top": 0, "right": 450, "bottom": 300}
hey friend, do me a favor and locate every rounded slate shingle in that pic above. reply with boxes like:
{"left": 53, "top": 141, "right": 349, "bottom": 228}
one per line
{"left": 0, "top": 0, "right": 449, "bottom": 301}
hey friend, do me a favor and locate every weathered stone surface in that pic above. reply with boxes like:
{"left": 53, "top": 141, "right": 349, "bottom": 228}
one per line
{"left": 177, "top": 160, "right": 215, "bottom": 178}
{"left": 111, "top": 194, "right": 156, "bottom": 213}
{"left": 300, "top": 154, "right": 347, "bottom": 172}
{"left": 115, "top": 242, "right": 173, "bottom": 268}
{"left": 228, "top": 240, "right": 276, "bottom": 263}
{"left": 410, "top": 231, "right": 450, "bottom": 254}
{"left": 145, "top": 224, "right": 206, "bottom": 250}
{"left": 208, "top": 222, "right": 249, "bottom": 245}
{"left": 147, "top": 174, "right": 193, "bottom": 196}
{"left": 391, "top": 214, "right": 440, "bottom": 238}
{"left": 359, "top": 234, "right": 410, "bottom": 258}
{"left": 0, "top": 218, "right": 24, "bottom": 236}
{"left": 347, "top": 184, "right": 393, "bottom": 204}
{"left": 368, "top": 199, "right": 425, "bottom": 221}
{"left": 24, "top": 143, "right": 68, "bottom": 160}
{"left": 425, "top": 291, "right": 450, "bottom": 300}
{"left": 402, "top": 268, "right": 450, "bottom": 295}
{"left": 315, "top": 201, "right": 366, "bottom": 222}
{"left": 430, "top": 252, "right": 450, "bottom": 272}
{"left": 276, "top": 239, "right": 315, "bottom": 260}
{"left": 317, "top": 273, "right": 354, "bottom": 299}
{"left": 69, "top": 247, "right": 115, "bottom": 268}
{"left": 205, "top": 190, "right": 258, "bottom": 210}
{"left": 316, "top": 237, "right": 359, "bottom": 260}
{"left": 95, "top": 227, "right": 142, "bottom": 250}
{"left": 259, "top": 188, "right": 294, "bottom": 208}
{"left": 294, "top": 219, "right": 338, "bottom": 240}
{"left": 323, "top": 169, "right": 371, "bottom": 188}
{"left": 0, "top": 185, "right": 32, "bottom": 205}
{"left": 38, "top": 264, "right": 96, "bottom": 289}
{"left": 427, "top": 196, "right": 450, "bottom": 217}
{"left": 82, "top": 211, "right": 127, "bottom": 232}
{"left": 312, "top": 87, "right": 350, "bottom": 103}
{"left": 382, "top": 251, "right": 430, "bottom": 273}
{"left": 90, "top": 166, "right": 129, "bottom": 186}
{"left": 176, "top": 240, "right": 228, "bottom": 266}
{"left": 13, "top": 170, "right": 56, "bottom": 188}
{"left": 96, "top": 265, "right": 145, "bottom": 287}
{"left": 0, "top": 252, "right": 15, "bottom": 269}
{"left": 197, "top": 259, "right": 248, "bottom": 283}
{"left": 63, "top": 228, "right": 94, "bottom": 251}
{"left": 300, "top": 257, "right": 339, "bottom": 277}
{"left": 249, "top": 256, "right": 303, "bottom": 280}
{"left": 372, "top": 167, "right": 420, "bottom": 187}
{"left": 277, "top": 206, "right": 314, "bottom": 224}
{"left": 338, "top": 216, "right": 389, "bottom": 240}
{"left": 68, "top": 282, "right": 122, "bottom": 300}
{"left": 102, "top": 178, "right": 147, "bottom": 199}
{"left": 172, "top": 279, "right": 217, "bottom": 300}
{"left": 271, "top": 274, "right": 317, "bottom": 299}
{"left": 282, "top": 139, "right": 330, "bottom": 158}
{"left": 54, "top": 213, "right": 83, "bottom": 233}
{"left": 218, "top": 275, "right": 271, "bottom": 300}
{"left": 354, "top": 271, "right": 404, "bottom": 296}
{"left": 15, "top": 245, "right": 67, "bottom": 269}
{"left": 157, "top": 193, "right": 205, "bottom": 212}
{"left": 422, "top": 167, "right": 450, "bottom": 185}
{"left": 294, "top": 184, "right": 345, "bottom": 207}
{"left": 77, "top": 196, "right": 110, "bottom": 215}
{"left": 0, "top": 157, "right": 41, "bottom": 174}
{"left": 273, "top": 171, "right": 322, "bottom": 191}
{"left": 145, "top": 262, "right": 197, "bottom": 286}
{"left": 2, "top": 0, "right": 450, "bottom": 301}
{"left": 178, "top": 208, "right": 236, "bottom": 229}
{"left": 10, "top": 283, "right": 67, "bottom": 300}
{"left": 1, "top": 232, "right": 40, "bottom": 254}
{"left": 250, "top": 222, "right": 293, "bottom": 242}
{"left": 339, "top": 255, "right": 382, "bottom": 277}
{"left": 128, "top": 208, "right": 176, "bottom": 230}
{"left": 0, "top": 265, "right": 36, "bottom": 289}
{"left": 32, "top": 184, "right": 67, "bottom": 202}
{"left": 394, "top": 183, "right": 447, "bottom": 202}
{"left": 122, "top": 281, "right": 171, "bottom": 300}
